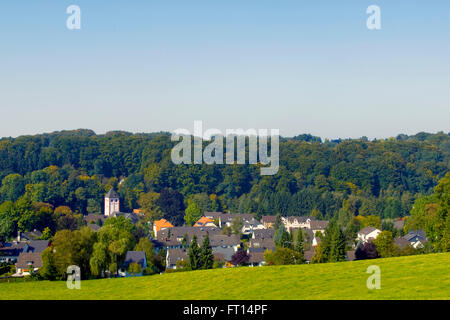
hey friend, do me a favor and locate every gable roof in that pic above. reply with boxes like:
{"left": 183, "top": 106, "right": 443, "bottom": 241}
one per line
{"left": 16, "top": 252, "right": 43, "bottom": 269}
{"left": 194, "top": 217, "right": 215, "bottom": 227}
{"left": 123, "top": 251, "right": 146, "bottom": 268}
{"left": 358, "top": 226, "right": 379, "bottom": 235}
{"left": 153, "top": 219, "right": 174, "bottom": 232}
{"left": 404, "top": 230, "right": 427, "bottom": 242}
{"left": 27, "top": 240, "right": 49, "bottom": 253}
{"left": 394, "top": 237, "right": 412, "bottom": 249}
{"left": 248, "top": 251, "right": 265, "bottom": 264}
{"left": 166, "top": 248, "right": 188, "bottom": 266}
{"left": 0, "top": 242, "right": 28, "bottom": 257}
{"left": 105, "top": 188, "right": 119, "bottom": 198}
{"left": 304, "top": 248, "right": 316, "bottom": 262}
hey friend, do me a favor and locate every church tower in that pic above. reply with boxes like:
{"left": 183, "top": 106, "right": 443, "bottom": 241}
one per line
{"left": 104, "top": 188, "right": 120, "bottom": 217}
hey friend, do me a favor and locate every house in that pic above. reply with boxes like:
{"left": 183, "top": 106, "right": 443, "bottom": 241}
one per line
{"left": 27, "top": 240, "right": 49, "bottom": 253}
{"left": 242, "top": 219, "right": 265, "bottom": 235}
{"left": 310, "top": 220, "right": 329, "bottom": 235}
{"left": 210, "top": 235, "right": 241, "bottom": 261}
{"left": 17, "top": 229, "right": 42, "bottom": 242}
{"left": 15, "top": 252, "right": 42, "bottom": 276}
{"left": 282, "top": 216, "right": 311, "bottom": 232}
{"left": 248, "top": 248, "right": 266, "bottom": 267}
{"left": 404, "top": 230, "right": 427, "bottom": 248}
{"left": 0, "top": 242, "right": 28, "bottom": 263}
{"left": 166, "top": 248, "right": 188, "bottom": 269}
{"left": 204, "top": 212, "right": 225, "bottom": 226}
{"left": 119, "top": 251, "right": 147, "bottom": 277}
{"left": 303, "top": 248, "right": 316, "bottom": 264}
{"left": 165, "top": 248, "right": 227, "bottom": 269}
{"left": 194, "top": 217, "right": 216, "bottom": 228}
{"left": 222, "top": 213, "right": 255, "bottom": 227}
{"left": 261, "top": 216, "right": 277, "bottom": 229}
{"left": 248, "top": 238, "right": 276, "bottom": 252}
{"left": 155, "top": 226, "right": 222, "bottom": 250}
{"left": 153, "top": 219, "right": 174, "bottom": 237}
{"left": 357, "top": 227, "right": 381, "bottom": 243}
{"left": 394, "top": 237, "right": 412, "bottom": 250}
{"left": 252, "top": 228, "right": 275, "bottom": 240}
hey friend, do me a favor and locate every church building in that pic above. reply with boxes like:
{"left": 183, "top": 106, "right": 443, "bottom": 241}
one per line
{"left": 104, "top": 188, "right": 120, "bottom": 217}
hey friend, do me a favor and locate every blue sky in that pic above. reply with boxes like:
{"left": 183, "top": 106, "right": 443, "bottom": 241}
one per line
{"left": 0, "top": 0, "right": 449, "bottom": 139}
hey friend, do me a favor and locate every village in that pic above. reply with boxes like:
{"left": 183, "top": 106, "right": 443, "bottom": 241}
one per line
{"left": 0, "top": 188, "right": 428, "bottom": 278}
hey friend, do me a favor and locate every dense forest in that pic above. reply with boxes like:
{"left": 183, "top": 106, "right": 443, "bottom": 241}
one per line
{"left": 0, "top": 129, "right": 449, "bottom": 241}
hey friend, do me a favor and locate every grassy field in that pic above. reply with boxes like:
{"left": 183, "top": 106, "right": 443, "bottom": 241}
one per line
{"left": 0, "top": 253, "right": 449, "bottom": 300}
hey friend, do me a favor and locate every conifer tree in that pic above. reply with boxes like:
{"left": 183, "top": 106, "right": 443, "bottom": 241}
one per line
{"left": 188, "top": 235, "right": 201, "bottom": 270}
{"left": 199, "top": 234, "right": 214, "bottom": 269}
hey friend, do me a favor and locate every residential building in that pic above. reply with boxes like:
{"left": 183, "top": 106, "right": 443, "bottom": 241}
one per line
{"left": 153, "top": 219, "right": 174, "bottom": 237}
{"left": 119, "top": 251, "right": 147, "bottom": 277}
{"left": 357, "top": 227, "right": 382, "bottom": 243}
{"left": 15, "top": 252, "right": 42, "bottom": 276}
{"left": 261, "top": 215, "right": 277, "bottom": 229}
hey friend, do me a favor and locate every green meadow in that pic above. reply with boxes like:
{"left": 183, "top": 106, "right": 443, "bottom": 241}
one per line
{"left": 1, "top": 253, "right": 449, "bottom": 300}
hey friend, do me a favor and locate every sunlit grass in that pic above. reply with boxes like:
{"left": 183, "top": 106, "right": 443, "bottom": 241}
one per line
{"left": 0, "top": 253, "right": 449, "bottom": 300}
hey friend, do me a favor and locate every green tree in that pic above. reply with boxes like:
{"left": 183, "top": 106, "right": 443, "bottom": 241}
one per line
{"left": 188, "top": 235, "right": 201, "bottom": 270}
{"left": 374, "top": 231, "right": 397, "bottom": 258}
{"left": 134, "top": 237, "right": 157, "bottom": 274}
{"left": 184, "top": 200, "right": 203, "bottom": 226}
{"left": 199, "top": 234, "right": 214, "bottom": 269}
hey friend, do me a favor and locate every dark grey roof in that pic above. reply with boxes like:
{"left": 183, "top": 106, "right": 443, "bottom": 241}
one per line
{"left": 404, "top": 230, "right": 427, "bottom": 242}
{"left": 0, "top": 242, "right": 27, "bottom": 257}
{"left": 210, "top": 235, "right": 241, "bottom": 247}
{"left": 27, "top": 240, "right": 49, "bottom": 253}
{"left": 105, "top": 188, "right": 119, "bottom": 198}
{"left": 253, "top": 229, "right": 275, "bottom": 239}
{"left": 166, "top": 248, "right": 188, "bottom": 266}
{"left": 249, "top": 238, "right": 276, "bottom": 251}
{"left": 123, "top": 251, "right": 146, "bottom": 268}
{"left": 156, "top": 226, "right": 222, "bottom": 248}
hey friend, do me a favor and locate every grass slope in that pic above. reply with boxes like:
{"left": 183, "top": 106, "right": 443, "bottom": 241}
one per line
{"left": 1, "top": 253, "right": 449, "bottom": 300}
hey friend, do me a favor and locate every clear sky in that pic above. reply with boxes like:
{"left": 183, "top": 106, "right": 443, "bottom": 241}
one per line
{"left": 0, "top": 0, "right": 449, "bottom": 139}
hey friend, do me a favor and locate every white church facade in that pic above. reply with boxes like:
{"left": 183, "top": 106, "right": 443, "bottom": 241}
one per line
{"left": 104, "top": 188, "right": 120, "bottom": 217}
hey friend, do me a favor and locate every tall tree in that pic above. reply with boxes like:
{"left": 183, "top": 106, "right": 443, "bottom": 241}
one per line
{"left": 199, "top": 234, "right": 214, "bottom": 269}
{"left": 188, "top": 235, "right": 201, "bottom": 270}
